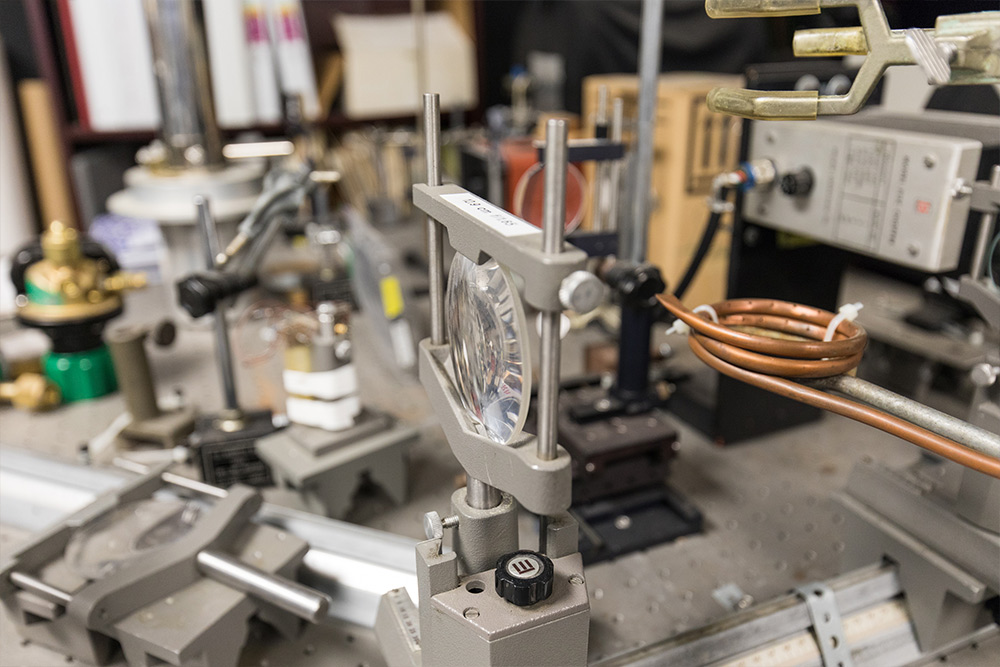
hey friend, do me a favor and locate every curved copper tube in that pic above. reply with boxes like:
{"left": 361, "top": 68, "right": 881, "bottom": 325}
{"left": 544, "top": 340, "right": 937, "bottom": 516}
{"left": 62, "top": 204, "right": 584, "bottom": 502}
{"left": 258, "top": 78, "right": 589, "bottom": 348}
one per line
{"left": 658, "top": 294, "right": 1000, "bottom": 480}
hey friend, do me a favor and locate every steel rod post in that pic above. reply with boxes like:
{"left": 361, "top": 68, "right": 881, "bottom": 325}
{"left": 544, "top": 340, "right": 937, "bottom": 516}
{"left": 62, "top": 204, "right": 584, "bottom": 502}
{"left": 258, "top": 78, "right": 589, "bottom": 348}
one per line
{"left": 809, "top": 375, "right": 1000, "bottom": 459}
{"left": 624, "top": 0, "right": 664, "bottom": 263}
{"left": 536, "top": 119, "right": 568, "bottom": 554}
{"left": 538, "top": 119, "right": 568, "bottom": 463}
{"left": 423, "top": 93, "right": 447, "bottom": 346}
{"left": 970, "top": 165, "right": 1000, "bottom": 280}
{"left": 608, "top": 97, "right": 625, "bottom": 231}
{"left": 196, "top": 549, "right": 331, "bottom": 623}
{"left": 465, "top": 477, "right": 502, "bottom": 510}
{"left": 594, "top": 86, "right": 610, "bottom": 231}
{"left": 9, "top": 571, "right": 73, "bottom": 607}
{"left": 195, "top": 196, "right": 239, "bottom": 412}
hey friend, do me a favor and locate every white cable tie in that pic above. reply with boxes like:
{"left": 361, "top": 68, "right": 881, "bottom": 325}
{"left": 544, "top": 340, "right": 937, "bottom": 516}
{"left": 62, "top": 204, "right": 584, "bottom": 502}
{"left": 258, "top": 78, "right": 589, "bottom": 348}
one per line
{"left": 665, "top": 320, "right": 691, "bottom": 336}
{"left": 693, "top": 304, "right": 720, "bottom": 323}
{"left": 824, "top": 302, "right": 864, "bottom": 342}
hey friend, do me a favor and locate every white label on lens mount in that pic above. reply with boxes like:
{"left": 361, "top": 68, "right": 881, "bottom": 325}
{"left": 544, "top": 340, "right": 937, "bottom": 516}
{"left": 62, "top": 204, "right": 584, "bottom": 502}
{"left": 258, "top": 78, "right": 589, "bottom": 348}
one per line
{"left": 441, "top": 193, "right": 541, "bottom": 238}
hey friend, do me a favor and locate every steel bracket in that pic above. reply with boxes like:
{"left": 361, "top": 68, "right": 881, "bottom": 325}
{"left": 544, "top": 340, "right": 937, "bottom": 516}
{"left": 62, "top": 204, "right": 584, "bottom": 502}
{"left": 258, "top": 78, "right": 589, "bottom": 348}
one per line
{"left": 418, "top": 341, "right": 572, "bottom": 516}
{"left": 795, "top": 582, "right": 854, "bottom": 667}
{"left": 412, "top": 183, "right": 587, "bottom": 312}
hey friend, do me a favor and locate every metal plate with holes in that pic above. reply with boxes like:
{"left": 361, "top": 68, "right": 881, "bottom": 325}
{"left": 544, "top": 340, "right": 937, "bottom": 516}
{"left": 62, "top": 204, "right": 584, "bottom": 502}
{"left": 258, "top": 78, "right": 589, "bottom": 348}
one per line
{"left": 796, "top": 582, "right": 853, "bottom": 667}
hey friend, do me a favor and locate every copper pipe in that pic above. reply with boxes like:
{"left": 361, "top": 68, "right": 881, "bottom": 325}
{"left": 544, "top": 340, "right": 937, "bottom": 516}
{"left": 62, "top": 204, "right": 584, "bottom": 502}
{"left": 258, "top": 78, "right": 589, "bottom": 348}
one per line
{"left": 658, "top": 294, "right": 1000, "bottom": 479}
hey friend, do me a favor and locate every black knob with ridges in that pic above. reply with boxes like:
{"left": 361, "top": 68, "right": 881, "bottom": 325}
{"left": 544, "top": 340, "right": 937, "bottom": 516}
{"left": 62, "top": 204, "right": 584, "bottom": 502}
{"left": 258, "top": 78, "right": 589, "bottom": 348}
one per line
{"left": 495, "top": 550, "right": 554, "bottom": 607}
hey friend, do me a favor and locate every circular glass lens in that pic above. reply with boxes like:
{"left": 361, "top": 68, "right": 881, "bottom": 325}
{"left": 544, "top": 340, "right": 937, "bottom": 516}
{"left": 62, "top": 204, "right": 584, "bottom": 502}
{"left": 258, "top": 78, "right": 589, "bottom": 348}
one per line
{"left": 446, "top": 254, "right": 531, "bottom": 444}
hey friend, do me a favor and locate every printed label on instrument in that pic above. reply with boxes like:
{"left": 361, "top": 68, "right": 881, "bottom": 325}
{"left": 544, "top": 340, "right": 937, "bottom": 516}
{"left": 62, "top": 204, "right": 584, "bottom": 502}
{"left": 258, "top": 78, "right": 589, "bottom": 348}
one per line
{"left": 440, "top": 193, "right": 541, "bottom": 237}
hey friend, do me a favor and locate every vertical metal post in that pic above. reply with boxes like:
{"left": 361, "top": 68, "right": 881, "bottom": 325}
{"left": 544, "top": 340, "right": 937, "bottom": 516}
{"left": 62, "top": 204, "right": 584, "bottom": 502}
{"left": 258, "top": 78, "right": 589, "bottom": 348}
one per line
{"left": 538, "top": 119, "right": 568, "bottom": 463}
{"left": 624, "top": 0, "right": 664, "bottom": 263}
{"left": 195, "top": 196, "right": 240, "bottom": 413}
{"left": 536, "top": 119, "right": 568, "bottom": 552}
{"left": 608, "top": 97, "right": 625, "bottom": 232}
{"left": 970, "top": 165, "right": 1000, "bottom": 280}
{"left": 424, "top": 93, "right": 500, "bottom": 510}
{"left": 143, "top": 0, "right": 223, "bottom": 168}
{"left": 423, "top": 94, "right": 447, "bottom": 346}
{"left": 465, "top": 478, "right": 501, "bottom": 510}
{"left": 594, "top": 86, "right": 610, "bottom": 232}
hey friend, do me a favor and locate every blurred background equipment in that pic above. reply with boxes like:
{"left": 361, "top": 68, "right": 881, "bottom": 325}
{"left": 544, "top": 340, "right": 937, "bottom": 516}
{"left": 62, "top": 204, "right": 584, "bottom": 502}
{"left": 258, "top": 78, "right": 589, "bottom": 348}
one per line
{"left": 12, "top": 220, "right": 145, "bottom": 403}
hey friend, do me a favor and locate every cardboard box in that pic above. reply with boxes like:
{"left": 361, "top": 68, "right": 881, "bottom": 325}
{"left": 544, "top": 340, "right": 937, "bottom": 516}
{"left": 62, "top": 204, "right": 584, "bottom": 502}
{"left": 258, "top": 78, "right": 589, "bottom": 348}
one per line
{"left": 582, "top": 73, "right": 743, "bottom": 307}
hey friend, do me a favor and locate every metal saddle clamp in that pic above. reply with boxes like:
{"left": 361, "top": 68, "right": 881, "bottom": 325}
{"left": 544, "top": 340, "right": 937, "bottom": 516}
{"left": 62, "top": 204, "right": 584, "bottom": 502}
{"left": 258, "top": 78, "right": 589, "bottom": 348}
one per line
{"left": 704, "top": 0, "right": 1000, "bottom": 120}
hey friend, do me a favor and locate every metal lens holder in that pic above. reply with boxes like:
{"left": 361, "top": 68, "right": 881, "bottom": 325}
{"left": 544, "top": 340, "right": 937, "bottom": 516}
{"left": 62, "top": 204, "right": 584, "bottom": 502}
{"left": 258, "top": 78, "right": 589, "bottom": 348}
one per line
{"left": 415, "top": 103, "right": 587, "bottom": 521}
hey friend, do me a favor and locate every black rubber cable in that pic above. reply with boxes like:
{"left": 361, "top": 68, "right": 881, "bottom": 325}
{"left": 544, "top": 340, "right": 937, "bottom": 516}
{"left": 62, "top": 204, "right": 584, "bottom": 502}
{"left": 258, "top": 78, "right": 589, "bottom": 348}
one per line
{"left": 672, "top": 207, "right": 723, "bottom": 300}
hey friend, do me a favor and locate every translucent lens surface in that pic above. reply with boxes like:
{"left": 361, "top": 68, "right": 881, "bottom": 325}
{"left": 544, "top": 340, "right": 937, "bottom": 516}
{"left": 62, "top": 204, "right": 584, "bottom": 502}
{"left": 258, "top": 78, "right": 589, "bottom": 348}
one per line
{"left": 446, "top": 254, "right": 531, "bottom": 444}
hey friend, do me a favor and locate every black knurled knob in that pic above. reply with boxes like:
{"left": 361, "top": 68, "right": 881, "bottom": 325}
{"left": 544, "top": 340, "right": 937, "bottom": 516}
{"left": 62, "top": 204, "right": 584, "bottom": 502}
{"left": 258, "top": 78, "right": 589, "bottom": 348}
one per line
{"left": 780, "top": 168, "right": 814, "bottom": 197}
{"left": 495, "top": 550, "right": 554, "bottom": 607}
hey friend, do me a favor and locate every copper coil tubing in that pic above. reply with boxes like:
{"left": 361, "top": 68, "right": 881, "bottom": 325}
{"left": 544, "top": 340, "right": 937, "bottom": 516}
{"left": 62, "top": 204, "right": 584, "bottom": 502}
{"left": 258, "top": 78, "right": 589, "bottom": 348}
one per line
{"left": 657, "top": 293, "right": 1000, "bottom": 479}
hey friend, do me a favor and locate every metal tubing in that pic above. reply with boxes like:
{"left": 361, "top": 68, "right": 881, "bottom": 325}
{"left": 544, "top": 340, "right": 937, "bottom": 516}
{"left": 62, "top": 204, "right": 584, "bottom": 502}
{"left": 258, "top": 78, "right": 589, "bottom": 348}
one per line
{"left": 537, "top": 119, "right": 568, "bottom": 465}
{"left": 195, "top": 196, "right": 239, "bottom": 411}
{"left": 809, "top": 375, "right": 1000, "bottom": 460}
{"left": 624, "top": 0, "right": 664, "bottom": 263}
{"left": 196, "top": 549, "right": 331, "bottom": 623}
{"left": 423, "top": 93, "right": 447, "bottom": 346}
{"left": 9, "top": 571, "right": 73, "bottom": 607}
{"left": 970, "top": 165, "right": 1000, "bottom": 280}
{"left": 465, "top": 477, "right": 502, "bottom": 511}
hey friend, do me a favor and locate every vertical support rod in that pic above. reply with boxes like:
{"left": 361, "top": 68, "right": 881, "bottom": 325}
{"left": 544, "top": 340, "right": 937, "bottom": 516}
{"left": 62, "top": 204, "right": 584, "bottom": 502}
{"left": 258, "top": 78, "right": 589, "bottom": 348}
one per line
{"left": 424, "top": 92, "right": 499, "bottom": 510}
{"left": 537, "top": 119, "right": 568, "bottom": 462}
{"left": 608, "top": 97, "right": 625, "bottom": 232}
{"left": 465, "top": 477, "right": 501, "bottom": 510}
{"left": 423, "top": 93, "right": 446, "bottom": 346}
{"left": 970, "top": 165, "right": 1000, "bottom": 280}
{"left": 143, "top": 0, "right": 223, "bottom": 168}
{"left": 624, "top": 0, "right": 664, "bottom": 263}
{"left": 593, "top": 86, "right": 610, "bottom": 232}
{"left": 106, "top": 327, "right": 160, "bottom": 422}
{"left": 537, "top": 118, "right": 568, "bottom": 553}
{"left": 195, "top": 196, "right": 239, "bottom": 412}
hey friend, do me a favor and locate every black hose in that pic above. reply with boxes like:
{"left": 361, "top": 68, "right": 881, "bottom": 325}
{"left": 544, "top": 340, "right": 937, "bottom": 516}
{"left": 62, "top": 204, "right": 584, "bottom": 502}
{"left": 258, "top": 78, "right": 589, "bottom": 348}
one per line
{"left": 672, "top": 208, "right": 723, "bottom": 300}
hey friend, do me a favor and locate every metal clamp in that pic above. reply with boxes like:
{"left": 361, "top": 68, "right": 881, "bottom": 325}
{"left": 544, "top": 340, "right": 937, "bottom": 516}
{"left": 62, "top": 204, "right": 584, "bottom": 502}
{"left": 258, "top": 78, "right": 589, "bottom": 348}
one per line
{"left": 795, "top": 582, "right": 854, "bottom": 667}
{"left": 412, "top": 183, "right": 588, "bottom": 312}
{"left": 418, "top": 341, "right": 572, "bottom": 516}
{"left": 705, "top": 1, "right": 1000, "bottom": 120}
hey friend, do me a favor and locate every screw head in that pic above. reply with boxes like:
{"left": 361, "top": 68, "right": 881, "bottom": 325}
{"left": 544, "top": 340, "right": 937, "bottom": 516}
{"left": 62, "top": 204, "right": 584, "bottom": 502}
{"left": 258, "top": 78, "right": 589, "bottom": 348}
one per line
{"left": 970, "top": 363, "right": 999, "bottom": 387}
{"left": 559, "top": 271, "right": 607, "bottom": 314}
{"left": 423, "top": 511, "right": 444, "bottom": 540}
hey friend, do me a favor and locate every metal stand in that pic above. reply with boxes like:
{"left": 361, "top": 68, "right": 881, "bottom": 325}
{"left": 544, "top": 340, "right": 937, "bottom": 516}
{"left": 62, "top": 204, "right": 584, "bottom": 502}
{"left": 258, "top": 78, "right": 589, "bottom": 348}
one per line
{"left": 833, "top": 170, "right": 1000, "bottom": 653}
{"left": 256, "top": 411, "right": 418, "bottom": 519}
{"left": 187, "top": 196, "right": 277, "bottom": 487}
{"left": 107, "top": 325, "right": 196, "bottom": 448}
{"left": 0, "top": 469, "right": 331, "bottom": 667}
{"left": 374, "top": 94, "right": 593, "bottom": 666}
